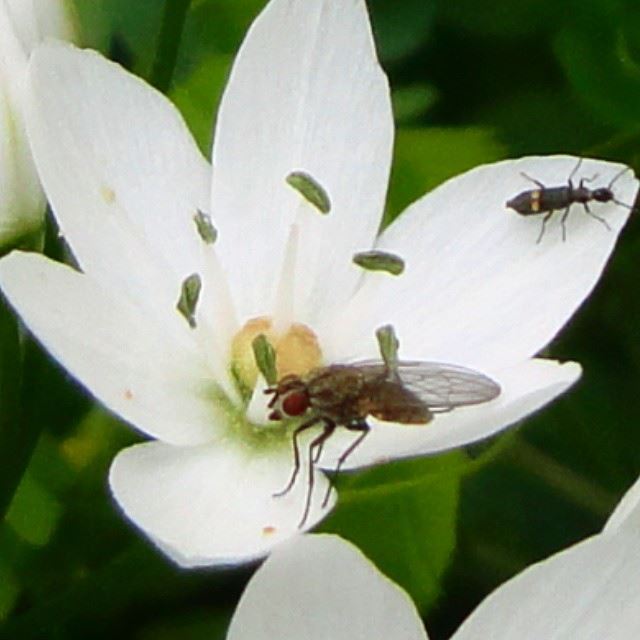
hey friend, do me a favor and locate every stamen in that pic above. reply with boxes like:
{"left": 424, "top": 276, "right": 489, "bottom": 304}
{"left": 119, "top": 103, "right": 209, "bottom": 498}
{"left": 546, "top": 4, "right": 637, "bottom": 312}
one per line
{"left": 193, "top": 209, "right": 218, "bottom": 244}
{"left": 376, "top": 324, "right": 399, "bottom": 375}
{"left": 176, "top": 273, "right": 202, "bottom": 328}
{"left": 286, "top": 170, "right": 331, "bottom": 214}
{"left": 230, "top": 317, "right": 321, "bottom": 396}
{"left": 252, "top": 334, "right": 278, "bottom": 386}
{"left": 272, "top": 224, "right": 299, "bottom": 335}
{"left": 353, "top": 250, "right": 405, "bottom": 276}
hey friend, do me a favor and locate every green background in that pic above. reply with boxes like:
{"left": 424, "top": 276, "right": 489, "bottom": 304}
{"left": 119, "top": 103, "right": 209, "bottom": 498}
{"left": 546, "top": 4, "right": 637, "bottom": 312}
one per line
{"left": 1, "top": 0, "right": 639, "bottom": 638}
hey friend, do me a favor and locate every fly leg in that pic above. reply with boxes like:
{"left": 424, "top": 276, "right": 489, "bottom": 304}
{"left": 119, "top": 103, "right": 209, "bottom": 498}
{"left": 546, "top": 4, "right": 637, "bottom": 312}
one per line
{"left": 582, "top": 202, "right": 611, "bottom": 231}
{"left": 536, "top": 210, "right": 555, "bottom": 244}
{"left": 320, "top": 419, "right": 371, "bottom": 509}
{"left": 299, "top": 419, "right": 336, "bottom": 528}
{"left": 273, "top": 416, "right": 321, "bottom": 499}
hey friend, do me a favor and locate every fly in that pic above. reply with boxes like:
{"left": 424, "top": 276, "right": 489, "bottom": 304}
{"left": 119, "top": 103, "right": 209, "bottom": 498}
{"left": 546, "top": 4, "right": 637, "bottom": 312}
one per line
{"left": 265, "top": 325, "right": 501, "bottom": 527}
{"left": 506, "top": 158, "right": 632, "bottom": 243}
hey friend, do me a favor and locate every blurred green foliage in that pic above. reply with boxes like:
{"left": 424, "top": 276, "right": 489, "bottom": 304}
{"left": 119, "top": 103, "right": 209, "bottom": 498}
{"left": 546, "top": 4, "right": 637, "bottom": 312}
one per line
{"left": 1, "top": 0, "right": 640, "bottom": 639}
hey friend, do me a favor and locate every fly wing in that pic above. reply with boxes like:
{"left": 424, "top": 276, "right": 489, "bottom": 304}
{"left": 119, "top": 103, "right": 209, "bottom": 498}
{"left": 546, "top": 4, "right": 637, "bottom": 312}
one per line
{"left": 352, "top": 360, "right": 500, "bottom": 411}
{"left": 395, "top": 361, "right": 501, "bottom": 410}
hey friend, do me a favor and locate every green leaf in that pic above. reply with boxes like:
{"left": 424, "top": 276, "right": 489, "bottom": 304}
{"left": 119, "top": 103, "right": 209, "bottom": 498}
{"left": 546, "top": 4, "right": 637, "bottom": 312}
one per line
{"left": 137, "top": 611, "right": 230, "bottom": 640}
{"left": 385, "top": 127, "right": 507, "bottom": 225}
{"left": 5, "top": 472, "right": 62, "bottom": 547}
{"left": 368, "top": 0, "right": 435, "bottom": 62}
{"left": 0, "top": 299, "right": 22, "bottom": 519}
{"left": 71, "top": 0, "right": 164, "bottom": 75}
{"left": 554, "top": 3, "right": 640, "bottom": 127}
{"left": 170, "top": 53, "right": 233, "bottom": 154}
{"left": 179, "top": 0, "right": 263, "bottom": 59}
{"left": 437, "top": 0, "right": 554, "bottom": 38}
{"left": 392, "top": 84, "right": 438, "bottom": 125}
{"left": 0, "top": 558, "right": 20, "bottom": 622}
{"left": 322, "top": 452, "right": 466, "bottom": 612}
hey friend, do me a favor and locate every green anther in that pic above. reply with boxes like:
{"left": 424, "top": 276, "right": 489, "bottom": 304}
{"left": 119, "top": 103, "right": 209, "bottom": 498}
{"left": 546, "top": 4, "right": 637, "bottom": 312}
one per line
{"left": 376, "top": 324, "right": 399, "bottom": 375}
{"left": 286, "top": 170, "right": 331, "bottom": 214}
{"left": 176, "top": 273, "right": 202, "bottom": 328}
{"left": 353, "top": 250, "right": 405, "bottom": 276}
{"left": 194, "top": 209, "right": 218, "bottom": 244}
{"left": 252, "top": 334, "right": 278, "bottom": 386}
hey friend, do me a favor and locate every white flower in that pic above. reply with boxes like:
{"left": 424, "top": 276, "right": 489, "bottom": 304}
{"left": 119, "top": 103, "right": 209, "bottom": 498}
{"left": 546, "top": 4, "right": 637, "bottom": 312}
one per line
{"left": 226, "top": 478, "right": 640, "bottom": 639}
{"left": 0, "top": 0, "right": 74, "bottom": 246}
{"left": 0, "top": 0, "right": 636, "bottom": 566}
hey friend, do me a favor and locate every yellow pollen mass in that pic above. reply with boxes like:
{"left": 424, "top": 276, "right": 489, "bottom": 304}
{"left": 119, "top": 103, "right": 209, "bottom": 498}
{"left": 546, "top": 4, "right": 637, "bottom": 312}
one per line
{"left": 230, "top": 316, "right": 322, "bottom": 390}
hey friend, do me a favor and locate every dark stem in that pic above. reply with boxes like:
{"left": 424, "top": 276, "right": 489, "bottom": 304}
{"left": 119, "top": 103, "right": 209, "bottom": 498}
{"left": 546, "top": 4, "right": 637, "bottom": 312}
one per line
{"left": 150, "top": 0, "right": 192, "bottom": 92}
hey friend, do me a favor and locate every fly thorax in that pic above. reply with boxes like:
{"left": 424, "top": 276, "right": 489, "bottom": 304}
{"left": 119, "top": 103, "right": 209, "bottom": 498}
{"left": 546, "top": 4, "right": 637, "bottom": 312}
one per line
{"left": 230, "top": 316, "right": 323, "bottom": 395}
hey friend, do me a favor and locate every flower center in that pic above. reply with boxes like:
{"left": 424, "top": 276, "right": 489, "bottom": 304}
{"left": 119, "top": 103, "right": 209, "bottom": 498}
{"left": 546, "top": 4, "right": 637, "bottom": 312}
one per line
{"left": 230, "top": 316, "right": 322, "bottom": 392}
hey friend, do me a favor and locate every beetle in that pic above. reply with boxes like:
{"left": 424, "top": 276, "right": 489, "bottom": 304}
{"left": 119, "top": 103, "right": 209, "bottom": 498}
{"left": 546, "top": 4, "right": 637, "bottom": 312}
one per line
{"left": 266, "top": 358, "right": 501, "bottom": 527}
{"left": 506, "top": 158, "right": 632, "bottom": 243}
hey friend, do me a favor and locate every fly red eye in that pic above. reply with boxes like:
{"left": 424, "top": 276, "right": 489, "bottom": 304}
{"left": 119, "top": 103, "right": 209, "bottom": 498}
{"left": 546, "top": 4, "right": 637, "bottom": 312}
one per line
{"left": 282, "top": 391, "right": 309, "bottom": 417}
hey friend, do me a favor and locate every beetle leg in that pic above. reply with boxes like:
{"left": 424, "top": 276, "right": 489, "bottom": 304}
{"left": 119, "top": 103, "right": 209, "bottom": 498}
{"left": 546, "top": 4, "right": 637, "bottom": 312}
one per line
{"left": 320, "top": 420, "right": 371, "bottom": 509}
{"left": 567, "top": 157, "right": 583, "bottom": 183}
{"left": 536, "top": 210, "right": 555, "bottom": 244}
{"left": 560, "top": 205, "right": 572, "bottom": 242}
{"left": 582, "top": 203, "right": 612, "bottom": 231}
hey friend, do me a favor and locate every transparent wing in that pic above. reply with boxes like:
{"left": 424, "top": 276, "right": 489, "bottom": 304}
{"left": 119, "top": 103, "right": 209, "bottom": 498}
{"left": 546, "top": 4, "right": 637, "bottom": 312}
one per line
{"left": 354, "top": 360, "right": 501, "bottom": 411}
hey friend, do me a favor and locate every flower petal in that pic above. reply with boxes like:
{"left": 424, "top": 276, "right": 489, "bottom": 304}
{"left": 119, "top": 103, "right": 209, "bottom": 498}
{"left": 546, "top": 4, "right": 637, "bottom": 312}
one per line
{"left": 211, "top": 0, "right": 393, "bottom": 323}
{"left": 109, "top": 440, "right": 336, "bottom": 567}
{"left": 604, "top": 474, "right": 640, "bottom": 535}
{"left": 0, "top": 2, "right": 45, "bottom": 245}
{"left": 451, "top": 533, "right": 640, "bottom": 640}
{"left": 226, "top": 534, "right": 428, "bottom": 640}
{"left": 25, "top": 42, "right": 212, "bottom": 316}
{"left": 0, "top": 251, "right": 221, "bottom": 445}
{"left": 317, "top": 358, "right": 580, "bottom": 469}
{"left": 5, "top": 0, "right": 75, "bottom": 51}
{"left": 329, "top": 156, "right": 637, "bottom": 371}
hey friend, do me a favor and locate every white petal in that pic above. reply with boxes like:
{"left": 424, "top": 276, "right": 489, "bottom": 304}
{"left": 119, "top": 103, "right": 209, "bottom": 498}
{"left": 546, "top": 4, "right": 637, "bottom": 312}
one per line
{"left": 318, "top": 359, "right": 580, "bottom": 470}
{"left": 451, "top": 532, "right": 640, "bottom": 640}
{"left": 604, "top": 474, "right": 640, "bottom": 535}
{"left": 0, "top": 79, "right": 44, "bottom": 245}
{"left": 0, "top": 2, "right": 44, "bottom": 245}
{"left": 25, "top": 42, "right": 212, "bottom": 318}
{"left": 109, "top": 440, "right": 336, "bottom": 567}
{"left": 227, "top": 534, "right": 428, "bottom": 640}
{"left": 329, "top": 156, "right": 637, "bottom": 371}
{"left": 0, "top": 252, "right": 221, "bottom": 445}
{"left": 211, "top": 0, "right": 393, "bottom": 323}
{"left": 5, "top": 0, "right": 75, "bottom": 52}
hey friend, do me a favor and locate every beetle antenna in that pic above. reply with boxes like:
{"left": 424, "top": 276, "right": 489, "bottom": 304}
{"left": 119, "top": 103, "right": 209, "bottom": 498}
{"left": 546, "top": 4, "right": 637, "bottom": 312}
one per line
{"left": 607, "top": 166, "right": 631, "bottom": 190}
